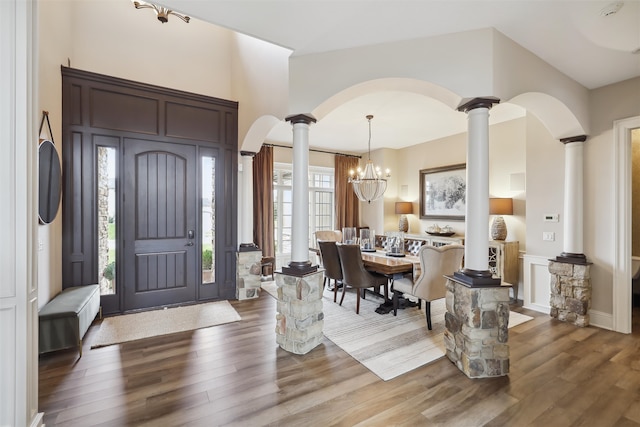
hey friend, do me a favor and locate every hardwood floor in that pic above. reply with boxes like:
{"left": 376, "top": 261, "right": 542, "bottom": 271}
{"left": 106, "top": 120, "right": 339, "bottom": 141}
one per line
{"left": 39, "top": 294, "right": 640, "bottom": 426}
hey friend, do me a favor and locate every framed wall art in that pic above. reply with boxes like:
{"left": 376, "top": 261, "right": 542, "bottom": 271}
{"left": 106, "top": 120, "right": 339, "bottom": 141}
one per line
{"left": 419, "top": 163, "right": 466, "bottom": 220}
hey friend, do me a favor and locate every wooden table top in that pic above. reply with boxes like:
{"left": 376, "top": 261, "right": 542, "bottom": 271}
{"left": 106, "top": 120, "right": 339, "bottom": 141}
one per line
{"left": 361, "top": 250, "right": 419, "bottom": 276}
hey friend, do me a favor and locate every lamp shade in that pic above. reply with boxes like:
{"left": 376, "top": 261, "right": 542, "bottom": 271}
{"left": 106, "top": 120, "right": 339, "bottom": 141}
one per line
{"left": 489, "top": 198, "right": 513, "bottom": 216}
{"left": 395, "top": 201, "right": 413, "bottom": 215}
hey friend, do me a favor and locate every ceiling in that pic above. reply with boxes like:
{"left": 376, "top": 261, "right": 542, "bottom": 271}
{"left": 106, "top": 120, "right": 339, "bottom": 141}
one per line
{"left": 160, "top": 0, "right": 640, "bottom": 153}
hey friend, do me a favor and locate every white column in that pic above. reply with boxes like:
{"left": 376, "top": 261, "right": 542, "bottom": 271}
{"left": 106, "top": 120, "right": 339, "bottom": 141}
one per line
{"left": 561, "top": 137, "right": 586, "bottom": 258}
{"left": 292, "top": 122, "right": 309, "bottom": 262}
{"left": 283, "top": 114, "right": 318, "bottom": 275}
{"left": 465, "top": 107, "right": 491, "bottom": 271}
{"left": 239, "top": 152, "right": 256, "bottom": 248}
{"left": 456, "top": 97, "right": 500, "bottom": 285}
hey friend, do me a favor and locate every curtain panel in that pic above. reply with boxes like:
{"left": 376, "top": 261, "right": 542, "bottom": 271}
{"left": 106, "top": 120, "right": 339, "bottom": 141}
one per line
{"left": 334, "top": 154, "right": 360, "bottom": 230}
{"left": 253, "top": 145, "right": 274, "bottom": 257}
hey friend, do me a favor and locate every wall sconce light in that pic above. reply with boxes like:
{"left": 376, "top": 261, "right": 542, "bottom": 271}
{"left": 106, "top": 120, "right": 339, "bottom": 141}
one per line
{"left": 395, "top": 201, "right": 413, "bottom": 232}
{"left": 489, "top": 197, "right": 513, "bottom": 240}
{"left": 133, "top": 1, "right": 191, "bottom": 23}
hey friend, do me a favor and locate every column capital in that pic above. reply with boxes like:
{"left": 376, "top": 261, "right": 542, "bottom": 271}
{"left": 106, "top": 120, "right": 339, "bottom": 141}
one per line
{"left": 457, "top": 97, "right": 500, "bottom": 113}
{"left": 560, "top": 135, "right": 588, "bottom": 144}
{"left": 240, "top": 151, "right": 256, "bottom": 157}
{"left": 285, "top": 113, "right": 317, "bottom": 125}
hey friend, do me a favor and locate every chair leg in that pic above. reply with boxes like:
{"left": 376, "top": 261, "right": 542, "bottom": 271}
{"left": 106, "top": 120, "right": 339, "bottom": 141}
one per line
{"left": 339, "top": 284, "right": 347, "bottom": 306}
{"left": 426, "top": 301, "right": 432, "bottom": 330}
{"left": 392, "top": 291, "right": 398, "bottom": 316}
{"left": 333, "top": 279, "right": 338, "bottom": 303}
{"left": 356, "top": 289, "right": 361, "bottom": 314}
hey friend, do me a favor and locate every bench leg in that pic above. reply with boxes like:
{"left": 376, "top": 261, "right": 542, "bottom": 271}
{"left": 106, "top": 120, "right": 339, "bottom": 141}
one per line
{"left": 99, "top": 306, "right": 103, "bottom": 320}
{"left": 78, "top": 338, "right": 83, "bottom": 358}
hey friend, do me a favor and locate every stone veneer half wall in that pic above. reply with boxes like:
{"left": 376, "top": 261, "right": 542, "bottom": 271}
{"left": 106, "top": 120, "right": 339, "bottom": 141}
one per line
{"left": 275, "top": 270, "right": 324, "bottom": 355}
{"left": 236, "top": 250, "right": 262, "bottom": 300}
{"left": 548, "top": 260, "right": 591, "bottom": 327}
{"left": 444, "top": 277, "right": 510, "bottom": 378}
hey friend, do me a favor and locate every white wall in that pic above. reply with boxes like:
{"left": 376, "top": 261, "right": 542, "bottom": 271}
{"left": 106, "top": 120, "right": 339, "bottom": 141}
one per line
{"left": 586, "top": 77, "right": 640, "bottom": 315}
{"left": 1, "top": 0, "right": 41, "bottom": 425}
{"left": 231, "top": 34, "right": 292, "bottom": 152}
{"left": 524, "top": 113, "right": 565, "bottom": 258}
{"left": 289, "top": 29, "right": 495, "bottom": 114}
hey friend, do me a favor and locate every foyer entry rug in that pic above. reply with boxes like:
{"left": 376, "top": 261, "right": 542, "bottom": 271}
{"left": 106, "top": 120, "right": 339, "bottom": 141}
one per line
{"left": 90, "top": 300, "right": 241, "bottom": 349}
{"left": 261, "top": 281, "right": 533, "bottom": 381}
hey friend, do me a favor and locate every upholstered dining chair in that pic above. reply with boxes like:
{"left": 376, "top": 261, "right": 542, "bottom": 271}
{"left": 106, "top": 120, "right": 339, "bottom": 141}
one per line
{"left": 391, "top": 244, "right": 465, "bottom": 329}
{"left": 336, "top": 244, "right": 389, "bottom": 314}
{"left": 314, "top": 230, "right": 342, "bottom": 265}
{"left": 317, "top": 240, "right": 344, "bottom": 302}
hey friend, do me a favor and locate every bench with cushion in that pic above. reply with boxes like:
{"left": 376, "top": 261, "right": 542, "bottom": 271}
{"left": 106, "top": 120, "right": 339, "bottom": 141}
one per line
{"left": 39, "top": 284, "right": 101, "bottom": 357}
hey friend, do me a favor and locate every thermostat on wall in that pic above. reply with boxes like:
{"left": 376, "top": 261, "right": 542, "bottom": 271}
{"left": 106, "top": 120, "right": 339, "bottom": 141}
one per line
{"left": 544, "top": 213, "right": 559, "bottom": 222}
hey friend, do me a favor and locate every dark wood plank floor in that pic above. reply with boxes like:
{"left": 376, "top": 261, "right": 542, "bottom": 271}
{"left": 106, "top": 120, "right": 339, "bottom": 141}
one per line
{"left": 39, "top": 292, "right": 640, "bottom": 426}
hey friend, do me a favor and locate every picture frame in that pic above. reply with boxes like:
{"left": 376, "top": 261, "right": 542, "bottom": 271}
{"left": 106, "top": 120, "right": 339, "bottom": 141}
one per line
{"left": 419, "top": 163, "right": 466, "bottom": 220}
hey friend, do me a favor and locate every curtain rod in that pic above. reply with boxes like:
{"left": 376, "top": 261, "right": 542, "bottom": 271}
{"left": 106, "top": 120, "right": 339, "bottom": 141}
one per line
{"left": 264, "top": 143, "right": 361, "bottom": 159}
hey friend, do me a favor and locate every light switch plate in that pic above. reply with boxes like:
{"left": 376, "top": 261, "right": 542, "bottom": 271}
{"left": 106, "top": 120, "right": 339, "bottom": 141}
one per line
{"left": 543, "top": 231, "right": 555, "bottom": 241}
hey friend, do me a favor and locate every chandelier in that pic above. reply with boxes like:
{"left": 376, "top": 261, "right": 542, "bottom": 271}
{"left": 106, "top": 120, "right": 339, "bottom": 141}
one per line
{"left": 133, "top": 1, "right": 191, "bottom": 23}
{"left": 349, "top": 115, "right": 390, "bottom": 204}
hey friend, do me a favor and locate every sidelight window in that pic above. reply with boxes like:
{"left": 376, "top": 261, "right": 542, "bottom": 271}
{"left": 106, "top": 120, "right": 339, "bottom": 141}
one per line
{"left": 97, "top": 146, "right": 117, "bottom": 295}
{"left": 201, "top": 156, "right": 215, "bottom": 283}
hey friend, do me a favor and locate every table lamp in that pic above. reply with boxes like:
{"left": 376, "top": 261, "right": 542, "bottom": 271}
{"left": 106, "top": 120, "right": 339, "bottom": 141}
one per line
{"left": 395, "top": 201, "right": 413, "bottom": 232}
{"left": 489, "top": 198, "right": 513, "bottom": 240}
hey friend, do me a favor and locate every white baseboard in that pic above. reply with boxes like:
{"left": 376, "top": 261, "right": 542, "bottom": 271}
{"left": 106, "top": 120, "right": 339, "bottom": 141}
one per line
{"left": 523, "top": 302, "right": 550, "bottom": 314}
{"left": 589, "top": 309, "right": 613, "bottom": 331}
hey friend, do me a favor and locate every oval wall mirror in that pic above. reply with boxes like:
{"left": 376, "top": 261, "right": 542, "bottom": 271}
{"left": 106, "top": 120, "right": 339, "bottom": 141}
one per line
{"left": 38, "top": 139, "right": 61, "bottom": 224}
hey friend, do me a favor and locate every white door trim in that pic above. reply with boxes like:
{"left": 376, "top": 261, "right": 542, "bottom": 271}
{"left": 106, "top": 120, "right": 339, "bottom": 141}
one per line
{"left": 613, "top": 115, "right": 640, "bottom": 333}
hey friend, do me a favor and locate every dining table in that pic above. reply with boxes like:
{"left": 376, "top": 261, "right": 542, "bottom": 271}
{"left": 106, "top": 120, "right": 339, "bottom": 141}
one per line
{"left": 361, "top": 250, "right": 420, "bottom": 279}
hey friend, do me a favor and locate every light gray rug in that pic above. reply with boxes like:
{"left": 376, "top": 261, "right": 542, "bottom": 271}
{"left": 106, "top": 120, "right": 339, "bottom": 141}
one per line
{"left": 91, "top": 300, "right": 241, "bottom": 349}
{"left": 261, "top": 281, "right": 533, "bottom": 381}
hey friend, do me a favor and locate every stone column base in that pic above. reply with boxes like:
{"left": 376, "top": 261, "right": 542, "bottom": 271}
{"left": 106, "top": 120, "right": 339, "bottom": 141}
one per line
{"left": 548, "top": 260, "right": 591, "bottom": 327}
{"left": 275, "top": 270, "right": 324, "bottom": 354}
{"left": 236, "top": 250, "right": 262, "bottom": 300}
{"left": 444, "top": 276, "right": 510, "bottom": 378}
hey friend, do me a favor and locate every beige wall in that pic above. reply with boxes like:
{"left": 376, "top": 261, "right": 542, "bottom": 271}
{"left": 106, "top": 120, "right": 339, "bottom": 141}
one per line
{"left": 380, "top": 115, "right": 527, "bottom": 248}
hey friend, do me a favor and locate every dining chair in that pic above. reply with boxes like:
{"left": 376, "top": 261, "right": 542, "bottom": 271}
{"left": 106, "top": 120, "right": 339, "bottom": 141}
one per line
{"left": 314, "top": 230, "right": 342, "bottom": 265}
{"left": 336, "top": 244, "right": 389, "bottom": 314}
{"left": 317, "top": 240, "right": 344, "bottom": 302}
{"left": 391, "top": 244, "right": 464, "bottom": 329}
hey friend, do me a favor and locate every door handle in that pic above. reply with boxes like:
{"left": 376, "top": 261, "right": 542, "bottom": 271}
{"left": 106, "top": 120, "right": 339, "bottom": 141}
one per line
{"left": 185, "top": 241, "right": 194, "bottom": 246}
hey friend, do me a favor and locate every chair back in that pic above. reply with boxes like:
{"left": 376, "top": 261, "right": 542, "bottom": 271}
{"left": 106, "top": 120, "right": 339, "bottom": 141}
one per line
{"left": 336, "top": 244, "right": 375, "bottom": 290}
{"left": 412, "top": 244, "right": 465, "bottom": 302}
{"left": 318, "top": 240, "right": 343, "bottom": 281}
{"left": 315, "top": 230, "right": 342, "bottom": 244}
{"left": 405, "top": 238, "right": 426, "bottom": 256}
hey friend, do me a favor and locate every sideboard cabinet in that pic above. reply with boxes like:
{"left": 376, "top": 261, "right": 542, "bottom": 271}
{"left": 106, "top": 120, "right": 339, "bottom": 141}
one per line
{"left": 488, "top": 240, "right": 520, "bottom": 300}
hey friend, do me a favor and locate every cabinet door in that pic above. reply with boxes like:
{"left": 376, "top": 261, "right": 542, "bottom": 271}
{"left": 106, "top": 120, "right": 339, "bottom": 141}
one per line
{"left": 488, "top": 244, "right": 503, "bottom": 278}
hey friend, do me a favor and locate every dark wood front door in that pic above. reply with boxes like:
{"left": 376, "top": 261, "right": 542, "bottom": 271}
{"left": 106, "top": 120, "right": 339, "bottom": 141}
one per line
{"left": 122, "top": 139, "right": 198, "bottom": 310}
{"left": 62, "top": 68, "right": 238, "bottom": 315}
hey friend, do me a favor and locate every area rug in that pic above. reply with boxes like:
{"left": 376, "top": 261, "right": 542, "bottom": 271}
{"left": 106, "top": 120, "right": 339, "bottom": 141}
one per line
{"left": 261, "top": 281, "right": 533, "bottom": 381}
{"left": 90, "top": 300, "right": 241, "bottom": 349}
